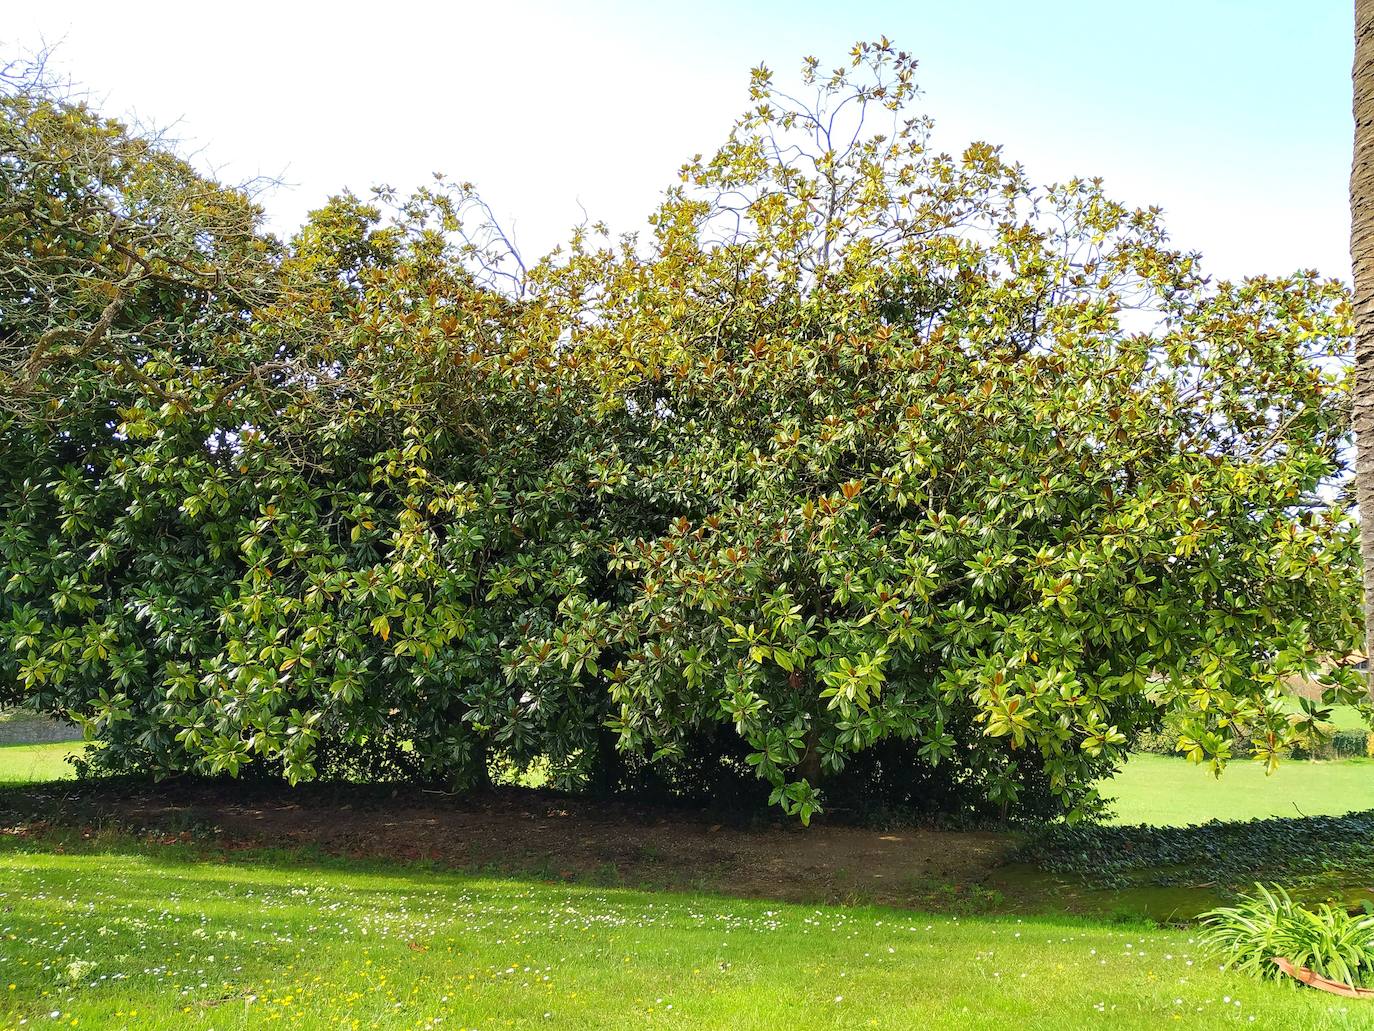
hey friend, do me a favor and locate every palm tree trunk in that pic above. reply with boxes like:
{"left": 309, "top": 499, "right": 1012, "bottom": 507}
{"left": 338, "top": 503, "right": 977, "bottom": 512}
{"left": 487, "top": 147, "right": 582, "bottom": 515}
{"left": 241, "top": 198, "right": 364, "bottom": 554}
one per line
{"left": 1352, "top": 0, "right": 1374, "bottom": 653}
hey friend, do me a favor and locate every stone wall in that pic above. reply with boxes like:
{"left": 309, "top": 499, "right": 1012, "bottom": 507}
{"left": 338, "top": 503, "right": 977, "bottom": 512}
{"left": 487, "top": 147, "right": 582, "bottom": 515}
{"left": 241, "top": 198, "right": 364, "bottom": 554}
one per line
{"left": 0, "top": 709, "right": 83, "bottom": 745}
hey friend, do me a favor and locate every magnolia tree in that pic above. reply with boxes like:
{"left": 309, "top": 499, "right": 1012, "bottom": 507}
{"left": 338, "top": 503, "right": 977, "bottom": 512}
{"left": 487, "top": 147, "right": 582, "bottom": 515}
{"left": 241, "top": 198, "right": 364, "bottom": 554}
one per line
{"left": 1, "top": 42, "right": 1365, "bottom": 821}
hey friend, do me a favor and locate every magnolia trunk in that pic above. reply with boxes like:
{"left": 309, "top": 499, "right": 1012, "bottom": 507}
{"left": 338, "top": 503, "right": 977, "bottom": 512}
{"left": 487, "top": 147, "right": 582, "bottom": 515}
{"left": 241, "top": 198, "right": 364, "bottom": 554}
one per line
{"left": 1355, "top": 0, "right": 1374, "bottom": 651}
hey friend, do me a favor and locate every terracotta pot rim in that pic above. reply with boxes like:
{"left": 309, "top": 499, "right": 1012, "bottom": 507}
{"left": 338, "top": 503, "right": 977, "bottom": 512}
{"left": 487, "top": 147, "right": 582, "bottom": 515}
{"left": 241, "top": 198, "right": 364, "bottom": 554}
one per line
{"left": 1271, "top": 956, "right": 1374, "bottom": 999}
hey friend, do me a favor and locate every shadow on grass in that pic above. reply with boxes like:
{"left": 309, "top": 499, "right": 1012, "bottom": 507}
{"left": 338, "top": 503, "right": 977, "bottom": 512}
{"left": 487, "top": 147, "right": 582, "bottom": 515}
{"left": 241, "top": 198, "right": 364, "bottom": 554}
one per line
{"left": 0, "top": 830, "right": 1176, "bottom": 943}
{"left": 3, "top": 777, "right": 1371, "bottom": 924}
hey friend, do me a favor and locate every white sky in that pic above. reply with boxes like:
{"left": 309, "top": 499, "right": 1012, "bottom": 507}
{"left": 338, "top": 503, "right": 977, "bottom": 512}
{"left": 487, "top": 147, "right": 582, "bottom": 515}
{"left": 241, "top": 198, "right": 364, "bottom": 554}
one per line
{"left": 7, "top": 0, "right": 1355, "bottom": 282}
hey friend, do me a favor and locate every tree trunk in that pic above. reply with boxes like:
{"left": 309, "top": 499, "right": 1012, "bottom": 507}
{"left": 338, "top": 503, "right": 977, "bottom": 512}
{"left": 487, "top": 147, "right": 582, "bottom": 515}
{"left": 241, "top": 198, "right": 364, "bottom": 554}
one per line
{"left": 588, "top": 726, "right": 626, "bottom": 797}
{"left": 798, "top": 722, "right": 823, "bottom": 786}
{"left": 790, "top": 666, "right": 824, "bottom": 786}
{"left": 465, "top": 736, "right": 492, "bottom": 792}
{"left": 1353, "top": 0, "right": 1374, "bottom": 655}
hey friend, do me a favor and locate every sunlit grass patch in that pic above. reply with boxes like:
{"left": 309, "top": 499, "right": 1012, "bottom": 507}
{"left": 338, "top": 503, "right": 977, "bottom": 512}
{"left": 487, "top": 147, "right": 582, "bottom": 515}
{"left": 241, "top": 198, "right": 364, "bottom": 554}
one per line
{"left": 0, "top": 842, "right": 1362, "bottom": 1030}
{"left": 1104, "top": 754, "right": 1374, "bottom": 827}
{"left": 0, "top": 743, "right": 86, "bottom": 785}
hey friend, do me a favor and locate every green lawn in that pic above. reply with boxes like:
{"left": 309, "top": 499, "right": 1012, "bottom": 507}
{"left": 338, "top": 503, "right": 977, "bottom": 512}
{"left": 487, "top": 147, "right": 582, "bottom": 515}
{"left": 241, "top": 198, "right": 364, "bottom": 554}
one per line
{"left": 1278, "top": 698, "right": 1371, "bottom": 732}
{"left": 0, "top": 843, "right": 1362, "bottom": 1031}
{"left": 0, "top": 748, "right": 1370, "bottom": 1026}
{"left": 1104, "top": 754, "right": 1374, "bottom": 826}
{"left": 0, "top": 742, "right": 84, "bottom": 785}
{"left": 1324, "top": 705, "right": 1369, "bottom": 732}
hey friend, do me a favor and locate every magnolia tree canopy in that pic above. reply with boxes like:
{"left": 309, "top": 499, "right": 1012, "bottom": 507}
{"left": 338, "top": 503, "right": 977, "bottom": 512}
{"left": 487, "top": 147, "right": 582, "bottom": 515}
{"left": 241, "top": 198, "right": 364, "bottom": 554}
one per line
{"left": 1, "top": 42, "right": 1366, "bottom": 821}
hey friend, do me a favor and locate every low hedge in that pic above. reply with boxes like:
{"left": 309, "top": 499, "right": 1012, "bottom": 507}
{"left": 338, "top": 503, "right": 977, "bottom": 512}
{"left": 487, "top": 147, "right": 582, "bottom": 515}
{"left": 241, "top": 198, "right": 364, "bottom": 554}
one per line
{"left": 1134, "top": 711, "right": 1372, "bottom": 761}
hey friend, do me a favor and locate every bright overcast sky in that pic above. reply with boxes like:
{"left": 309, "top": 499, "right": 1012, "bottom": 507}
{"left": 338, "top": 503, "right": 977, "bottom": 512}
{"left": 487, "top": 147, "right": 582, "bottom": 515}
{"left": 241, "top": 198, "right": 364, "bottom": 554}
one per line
{"left": 7, "top": 0, "right": 1354, "bottom": 282}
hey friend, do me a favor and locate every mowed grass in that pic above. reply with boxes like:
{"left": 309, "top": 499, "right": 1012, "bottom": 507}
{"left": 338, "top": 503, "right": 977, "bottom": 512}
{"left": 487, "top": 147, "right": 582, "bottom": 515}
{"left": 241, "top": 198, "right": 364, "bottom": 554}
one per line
{"left": 0, "top": 751, "right": 1369, "bottom": 1028}
{"left": 1, "top": 844, "right": 1365, "bottom": 1031}
{"left": 0, "top": 742, "right": 84, "bottom": 785}
{"left": 1104, "top": 754, "right": 1374, "bottom": 826}
{"left": 1277, "top": 699, "right": 1372, "bottom": 731}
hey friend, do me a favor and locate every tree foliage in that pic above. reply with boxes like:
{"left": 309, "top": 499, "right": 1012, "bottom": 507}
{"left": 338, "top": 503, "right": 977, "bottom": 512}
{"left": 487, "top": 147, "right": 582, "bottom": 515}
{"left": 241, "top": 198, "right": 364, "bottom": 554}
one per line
{"left": 1, "top": 42, "right": 1366, "bottom": 821}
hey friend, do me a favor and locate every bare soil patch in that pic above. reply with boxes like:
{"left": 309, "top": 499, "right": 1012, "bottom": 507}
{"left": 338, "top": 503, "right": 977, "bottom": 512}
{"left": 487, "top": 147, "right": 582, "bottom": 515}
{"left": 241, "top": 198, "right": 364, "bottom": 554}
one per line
{"left": 0, "top": 781, "right": 1015, "bottom": 910}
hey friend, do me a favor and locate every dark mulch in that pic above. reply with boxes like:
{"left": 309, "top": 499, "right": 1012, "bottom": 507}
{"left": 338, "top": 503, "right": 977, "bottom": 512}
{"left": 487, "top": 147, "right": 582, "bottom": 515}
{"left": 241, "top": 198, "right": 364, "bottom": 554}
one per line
{"left": 0, "top": 778, "right": 1015, "bottom": 910}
